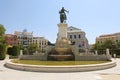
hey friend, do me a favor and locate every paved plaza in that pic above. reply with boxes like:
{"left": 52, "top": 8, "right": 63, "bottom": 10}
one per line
{"left": 0, "top": 58, "right": 120, "bottom": 80}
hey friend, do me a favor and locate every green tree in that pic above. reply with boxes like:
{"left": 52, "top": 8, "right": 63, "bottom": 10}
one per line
{"left": 102, "top": 40, "right": 114, "bottom": 49}
{"left": 94, "top": 43, "right": 102, "bottom": 50}
{"left": 12, "top": 46, "right": 20, "bottom": 56}
{"left": 37, "top": 48, "right": 42, "bottom": 53}
{"left": 0, "top": 44, "right": 6, "bottom": 60}
{"left": 0, "top": 24, "right": 6, "bottom": 60}
{"left": 113, "top": 41, "right": 120, "bottom": 56}
{"left": 7, "top": 47, "right": 13, "bottom": 55}
{"left": 48, "top": 41, "right": 55, "bottom": 46}
{"left": 23, "top": 48, "right": 29, "bottom": 55}
{"left": 0, "top": 24, "right": 6, "bottom": 44}
{"left": 28, "top": 44, "right": 38, "bottom": 55}
{"left": 116, "top": 41, "right": 120, "bottom": 48}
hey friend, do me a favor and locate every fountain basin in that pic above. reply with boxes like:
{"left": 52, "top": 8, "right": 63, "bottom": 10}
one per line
{"left": 49, "top": 55, "right": 73, "bottom": 61}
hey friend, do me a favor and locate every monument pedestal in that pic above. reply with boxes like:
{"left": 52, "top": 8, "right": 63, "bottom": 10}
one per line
{"left": 57, "top": 23, "right": 68, "bottom": 40}
{"left": 47, "top": 23, "right": 75, "bottom": 61}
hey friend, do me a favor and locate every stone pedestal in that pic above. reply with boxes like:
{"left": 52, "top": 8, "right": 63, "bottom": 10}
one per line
{"left": 47, "top": 23, "right": 75, "bottom": 61}
{"left": 57, "top": 23, "right": 68, "bottom": 40}
{"left": 55, "top": 23, "right": 70, "bottom": 49}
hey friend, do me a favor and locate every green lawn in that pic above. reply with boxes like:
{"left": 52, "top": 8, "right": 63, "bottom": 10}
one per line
{"left": 12, "top": 59, "right": 111, "bottom": 66}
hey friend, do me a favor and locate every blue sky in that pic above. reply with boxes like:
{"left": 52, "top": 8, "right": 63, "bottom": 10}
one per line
{"left": 0, "top": 0, "right": 120, "bottom": 44}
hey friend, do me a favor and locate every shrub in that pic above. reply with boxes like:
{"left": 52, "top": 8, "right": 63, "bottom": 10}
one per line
{"left": 7, "top": 47, "right": 13, "bottom": 55}
{"left": 12, "top": 46, "right": 20, "bottom": 56}
{"left": 23, "top": 48, "right": 28, "bottom": 55}
{"left": 0, "top": 44, "right": 6, "bottom": 60}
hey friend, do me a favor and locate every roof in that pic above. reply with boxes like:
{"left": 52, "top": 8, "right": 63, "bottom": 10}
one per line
{"left": 33, "top": 37, "right": 48, "bottom": 41}
{"left": 67, "top": 26, "right": 84, "bottom": 33}
{"left": 5, "top": 34, "right": 16, "bottom": 37}
{"left": 99, "top": 32, "right": 120, "bottom": 38}
{"left": 14, "top": 31, "right": 33, "bottom": 35}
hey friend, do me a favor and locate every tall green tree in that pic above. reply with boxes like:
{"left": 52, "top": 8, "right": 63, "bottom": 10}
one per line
{"left": 101, "top": 40, "right": 114, "bottom": 49}
{"left": 116, "top": 41, "right": 120, "bottom": 48}
{"left": 0, "top": 44, "right": 6, "bottom": 60}
{"left": 0, "top": 24, "right": 6, "bottom": 44}
{"left": 94, "top": 43, "right": 102, "bottom": 50}
{"left": 0, "top": 24, "right": 6, "bottom": 60}
{"left": 28, "top": 44, "right": 38, "bottom": 54}
{"left": 12, "top": 46, "right": 20, "bottom": 56}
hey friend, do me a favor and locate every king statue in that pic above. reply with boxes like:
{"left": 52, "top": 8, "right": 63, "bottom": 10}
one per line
{"left": 59, "top": 7, "right": 69, "bottom": 23}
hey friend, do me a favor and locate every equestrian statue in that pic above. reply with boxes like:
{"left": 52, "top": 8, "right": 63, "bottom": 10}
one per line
{"left": 59, "top": 7, "right": 69, "bottom": 23}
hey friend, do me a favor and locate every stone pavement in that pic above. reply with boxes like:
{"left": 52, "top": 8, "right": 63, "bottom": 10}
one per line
{"left": 0, "top": 58, "right": 120, "bottom": 80}
{"left": 101, "top": 74, "right": 120, "bottom": 80}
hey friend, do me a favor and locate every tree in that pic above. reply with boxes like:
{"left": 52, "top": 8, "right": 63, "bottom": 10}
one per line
{"left": 94, "top": 43, "right": 102, "bottom": 50}
{"left": 7, "top": 47, "right": 13, "bottom": 55}
{"left": 0, "top": 24, "right": 6, "bottom": 60}
{"left": 0, "top": 44, "right": 6, "bottom": 60}
{"left": 102, "top": 40, "right": 114, "bottom": 49}
{"left": 0, "top": 24, "right": 6, "bottom": 44}
{"left": 48, "top": 41, "right": 55, "bottom": 46}
{"left": 12, "top": 46, "right": 20, "bottom": 56}
{"left": 113, "top": 41, "right": 120, "bottom": 56}
{"left": 116, "top": 41, "right": 120, "bottom": 48}
{"left": 23, "top": 48, "right": 28, "bottom": 55}
{"left": 28, "top": 44, "right": 38, "bottom": 55}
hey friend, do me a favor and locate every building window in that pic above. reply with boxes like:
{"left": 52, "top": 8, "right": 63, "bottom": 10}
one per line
{"left": 70, "top": 35, "right": 72, "bottom": 39}
{"left": 98, "top": 41, "right": 99, "bottom": 44}
{"left": 74, "top": 35, "right": 76, "bottom": 39}
{"left": 45, "top": 42, "right": 47, "bottom": 45}
{"left": 14, "top": 42, "right": 16, "bottom": 45}
{"left": 79, "top": 44, "right": 81, "bottom": 47}
{"left": 78, "top": 35, "right": 81, "bottom": 38}
{"left": 71, "top": 41, "right": 75, "bottom": 45}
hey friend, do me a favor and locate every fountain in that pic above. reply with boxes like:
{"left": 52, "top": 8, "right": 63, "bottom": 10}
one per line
{"left": 47, "top": 23, "right": 75, "bottom": 61}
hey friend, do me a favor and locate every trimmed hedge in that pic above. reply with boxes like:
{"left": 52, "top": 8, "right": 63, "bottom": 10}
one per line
{"left": 12, "top": 46, "right": 20, "bottom": 56}
{"left": 23, "top": 48, "right": 28, "bottom": 55}
{"left": 0, "top": 44, "right": 6, "bottom": 60}
{"left": 7, "top": 47, "right": 13, "bottom": 55}
{"left": 7, "top": 46, "right": 20, "bottom": 56}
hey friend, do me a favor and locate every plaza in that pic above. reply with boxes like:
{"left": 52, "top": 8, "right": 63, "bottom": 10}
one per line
{"left": 0, "top": 58, "right": 120, "bottom": 80}
{"left": 0, "top": 1, "right": 120, "bottom": 80}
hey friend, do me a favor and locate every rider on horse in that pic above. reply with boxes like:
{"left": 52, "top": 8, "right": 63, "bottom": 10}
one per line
{"left": 59, "top": 7, "right": 69, "bottom": 23}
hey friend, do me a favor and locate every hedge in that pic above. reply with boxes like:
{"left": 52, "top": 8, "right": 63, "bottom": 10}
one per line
{"left": 12, "top": 46, "right": 20, "bottom": 56}
{"left": 7, "top": 47, "right": 13, "bottom": 55}
{"left": 0, "top": 44, "right": 6, "bottom": 60}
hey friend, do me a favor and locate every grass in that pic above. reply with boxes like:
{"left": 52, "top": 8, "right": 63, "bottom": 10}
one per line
{"left": 11, "top": 59, "right": 111, "bottom": 66}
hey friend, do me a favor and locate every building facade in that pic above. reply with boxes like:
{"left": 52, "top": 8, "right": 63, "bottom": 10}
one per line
{"left": 32, "top": 37, "right": 48, "bottom": 52}
{"left": 5, "top": 34, "right": 18, "bottom": 46}
{"left": 14, "top": 29, "right": 33, "bottom": 48}
{"left": 96, "top": 32, "right": 120, "bottom": 45}
{"left": 67, "top": 26, "right": 89, "bottom": 52}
